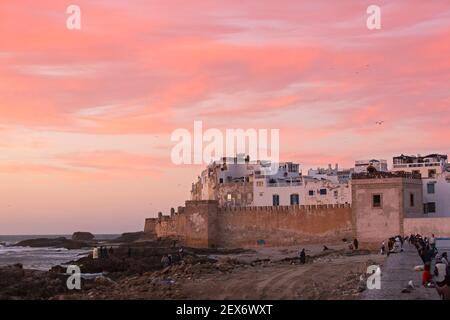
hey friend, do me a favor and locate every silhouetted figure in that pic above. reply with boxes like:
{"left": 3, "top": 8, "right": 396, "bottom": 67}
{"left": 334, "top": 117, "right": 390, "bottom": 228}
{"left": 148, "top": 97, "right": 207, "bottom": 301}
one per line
{"left": 179, "top": 247, "right": 184, "bottom": 259}
{"left": 323, "top": 245, "right": 329, "bottom": 251}
{"left": 161, "top": 255, "right": 170, "bottom": 268}
{"left": 299, "top": 249, "right": 306, "bottom": 264}
{"left": 353, "top": 238, "right": 359, "bottom": 250}
{"left": 127, "top": 246, "right": 132, "bottom": 258}
{"left": 109, "top": 246, "right": 114, "bottom": 256}
{"left": 380, "top": 241, "right": 386, "bottom": 255}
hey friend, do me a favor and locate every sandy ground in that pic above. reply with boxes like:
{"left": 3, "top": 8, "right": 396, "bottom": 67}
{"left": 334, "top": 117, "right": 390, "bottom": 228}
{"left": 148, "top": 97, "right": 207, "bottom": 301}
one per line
{"left": 6, "top": 241, "right": 385, "bottom": 300}
{"left": 179, "top": 244, "right": 385, "bottom": 300}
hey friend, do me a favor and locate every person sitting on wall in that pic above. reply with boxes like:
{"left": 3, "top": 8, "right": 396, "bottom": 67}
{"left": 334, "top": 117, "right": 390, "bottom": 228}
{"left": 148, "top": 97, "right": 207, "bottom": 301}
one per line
{"left": 387, "top": 238, "right": 394, "bottom": 252}
{"left": 299, "top": 249, "right": 306, "bottom": 264}
{"left": 436, "top": 275, "right": 450, "bottom": 300}
{"left": 434, "top": 257, "right": 448, "bottom": 288}
{"left": 441, "top": 252, "right": 449, "bottom": 268}
{"left": 429, "top": 234, "right": 436, "bottom": 251}
{"left": 393, "top": 237, "right": 402, "bottom": 253}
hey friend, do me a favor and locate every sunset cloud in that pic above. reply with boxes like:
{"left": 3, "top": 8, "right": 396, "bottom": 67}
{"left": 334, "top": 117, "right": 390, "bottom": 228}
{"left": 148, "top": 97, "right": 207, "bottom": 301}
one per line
{"left": 0, "top": 0, "right": 449, "bottom": 233}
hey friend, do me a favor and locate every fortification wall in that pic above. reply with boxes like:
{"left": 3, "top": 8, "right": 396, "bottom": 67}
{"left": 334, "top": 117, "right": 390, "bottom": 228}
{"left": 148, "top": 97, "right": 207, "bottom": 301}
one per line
{"left": 404, "top": 217, "right": 450, "bottom": 237}
{"left": 150, "top": 201, "right": 353, "bottom": 248}
{"left": 215, "top": 204, "right": 353, "bottom": 247}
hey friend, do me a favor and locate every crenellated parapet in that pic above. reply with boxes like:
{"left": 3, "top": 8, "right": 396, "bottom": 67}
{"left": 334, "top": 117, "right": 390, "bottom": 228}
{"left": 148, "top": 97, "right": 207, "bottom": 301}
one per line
{"left": 145, "top": 200, "right": 353, "bottom": 248}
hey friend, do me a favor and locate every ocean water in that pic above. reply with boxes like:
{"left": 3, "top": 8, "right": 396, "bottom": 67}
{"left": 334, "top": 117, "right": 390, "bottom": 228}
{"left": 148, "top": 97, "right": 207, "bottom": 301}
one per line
{"left": 0, "top": 234, "right": 118, "bottom": 271}
{"left": 436, "top": 238, "right": 450, "bottom": 251}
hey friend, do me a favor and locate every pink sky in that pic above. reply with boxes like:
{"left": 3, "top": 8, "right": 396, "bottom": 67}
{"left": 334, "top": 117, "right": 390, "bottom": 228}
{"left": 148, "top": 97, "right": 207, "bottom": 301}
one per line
{"left": 0, "top": 1, "right": 449, "bottom": 234}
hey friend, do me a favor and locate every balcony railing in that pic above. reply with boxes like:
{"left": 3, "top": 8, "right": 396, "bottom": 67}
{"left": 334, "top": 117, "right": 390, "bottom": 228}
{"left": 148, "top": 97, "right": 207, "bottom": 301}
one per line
{"left": 267, "top": 181, "right": 302, "bottom": 187}
{"left": 393, "top": 162, "right": 441, "bottom": 168}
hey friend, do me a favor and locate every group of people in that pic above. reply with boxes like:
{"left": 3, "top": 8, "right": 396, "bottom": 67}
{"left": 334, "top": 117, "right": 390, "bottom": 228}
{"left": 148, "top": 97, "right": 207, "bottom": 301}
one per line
{"left": 410, "top": 233, "right": 450, "bottom": 300}
{"left": 161, "top": 247, "right": 185, "bottom": 268}
{"left": 93, "top": 246, "right": 115, "bottom": 259}
{"left": 297, "top": 239, "right": 360, "bottom": 265}
{"left": 380, "top": 235, "right": 404, "bottom": 255}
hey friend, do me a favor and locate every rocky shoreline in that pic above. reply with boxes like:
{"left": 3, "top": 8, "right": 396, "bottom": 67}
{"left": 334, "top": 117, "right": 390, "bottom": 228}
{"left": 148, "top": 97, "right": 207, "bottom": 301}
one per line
{"left": 0, "top": 238, "right": 380, "bottom": 300}
{"left": 10, "top": 231, "right": 154, "bottom": 250}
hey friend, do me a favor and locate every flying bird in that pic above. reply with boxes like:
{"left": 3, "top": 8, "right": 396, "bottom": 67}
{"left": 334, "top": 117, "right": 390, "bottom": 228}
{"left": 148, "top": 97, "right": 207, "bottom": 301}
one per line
{"left": 375, "top": 121, "right": 384, "bottom": 125}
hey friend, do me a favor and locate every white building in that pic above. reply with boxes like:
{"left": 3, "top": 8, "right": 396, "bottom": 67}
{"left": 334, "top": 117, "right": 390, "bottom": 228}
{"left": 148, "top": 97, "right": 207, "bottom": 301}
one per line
{"left": 354, "top": 159, "right": 388, "bottom": 173}
{"left": 191, "top": 156, "right": 351, "bottom": 207}
{"left": 391, "top": 153, "right": 450, "bottom": 217}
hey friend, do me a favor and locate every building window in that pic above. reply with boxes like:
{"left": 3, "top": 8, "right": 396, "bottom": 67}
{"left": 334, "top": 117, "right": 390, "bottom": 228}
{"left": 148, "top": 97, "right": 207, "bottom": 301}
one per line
{"left": 272, "top": 194, "right": 280, "bottom": 206}
{"left": 256, "top": 181, "right": 264, "bottom": 187}
{"left": 227, "top": 193, "right": 232, "bottom": 201}
{"left": 219, "top": 178, "right": 223, "bottom": 183}
{"left": 428, "top": 202, "right": 436, "bottom": 213}
{"left": 319, "top": 189, "right": 327, "bottom": 195}
{"left": 427, "top": 183, "right": 435, "bottom": 194}
{"left": 428, "top": 169, "right": 436, "bottom": 178}
{"left": 309, "top": 190, "right": 314, "bottom": 196}
{"left": 412, "top": 170, "right": 420, "bottom": 176}
{"left": 372, "top": 194, "right": 382, "bottom": 208}
{"left": 410, "top": 193, "right": 415, "bottom": 207}
{"left": 290, "top": 194, "right": 299, "bottom": 205}
{"left": 259, "top": 192, "right": 263, "bottom": 197}
{"left": 334, "top": 190, "right": 338, "bottom": 197}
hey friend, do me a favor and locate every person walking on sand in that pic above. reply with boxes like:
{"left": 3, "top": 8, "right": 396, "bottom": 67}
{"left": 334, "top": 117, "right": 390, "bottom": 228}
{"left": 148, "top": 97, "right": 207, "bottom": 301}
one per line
{"left": 179, "top": 246, "right": 184, "bottom": 259}
{"left": 299, "top": 248, "right": 306, "bottom": 264}
{"left": 353, "top": 238, "right": 359, "bottom": 250}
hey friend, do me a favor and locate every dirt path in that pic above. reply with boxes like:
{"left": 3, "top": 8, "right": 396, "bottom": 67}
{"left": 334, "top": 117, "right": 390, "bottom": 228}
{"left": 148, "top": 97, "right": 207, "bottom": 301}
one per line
{"left": 180, "top": 254, "right": 384, "bottom": 300}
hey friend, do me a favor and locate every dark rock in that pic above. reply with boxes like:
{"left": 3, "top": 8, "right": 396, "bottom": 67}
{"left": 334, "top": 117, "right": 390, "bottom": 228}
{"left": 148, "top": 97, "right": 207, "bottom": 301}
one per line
{"left": 14, "top": 237, "right": 92, "bottom": 250}
{"left": 72, "top": 232, "right": 95, "bottom": 241}
{"left": 112, "top": 232, "right": 153, "bottom": 243}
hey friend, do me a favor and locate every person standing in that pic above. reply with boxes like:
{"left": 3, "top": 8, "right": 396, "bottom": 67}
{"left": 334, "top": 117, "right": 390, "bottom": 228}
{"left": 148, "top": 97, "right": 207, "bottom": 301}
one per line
{"left": 430, "top": 234, "right": 436, "bottom": 252}
{"left": 299, "top": 248, "right": 306, "bottom": 264}
{"left": 353, "top": 238, "right": 359, "bottom": 250}
{"left": 178, "top": 247, "right": 184, "bottom": 259}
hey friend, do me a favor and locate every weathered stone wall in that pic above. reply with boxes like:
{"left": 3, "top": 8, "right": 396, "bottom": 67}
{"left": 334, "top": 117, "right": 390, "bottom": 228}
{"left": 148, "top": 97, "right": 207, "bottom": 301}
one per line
{"left": 351, "top": 176, "right": 423, "bottom": 244}
{"left": 144, "top": 218, "right": 157, "bottom": 235}
{"left": 148, "top": 201, "right": 218, "bottom": 247}
{"left": 352, "top": 178, "right": 404, "bottom": 243}
{"left": 215, "top": 204, "right": 353, "bottom": 248}
{"left": 148, "top": 173, "right": 448, "bottom": 249}
{"left": 150, "top": 200, "right": 353, "bottom": 248}
{"left": 404, "top": 217, "right": 450, "bottom": 237}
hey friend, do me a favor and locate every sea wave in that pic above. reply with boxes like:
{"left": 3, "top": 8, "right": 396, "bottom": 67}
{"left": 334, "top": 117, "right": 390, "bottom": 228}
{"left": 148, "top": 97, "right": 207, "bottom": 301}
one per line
{"left": 0, "top": 246, "right": 90, "bottom": 271}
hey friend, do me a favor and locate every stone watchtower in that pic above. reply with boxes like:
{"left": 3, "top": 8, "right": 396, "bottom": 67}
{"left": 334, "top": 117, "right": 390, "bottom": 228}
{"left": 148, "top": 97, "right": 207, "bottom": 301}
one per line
{"left": 351, "top": 171, "right": 423, "bottom": 244}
